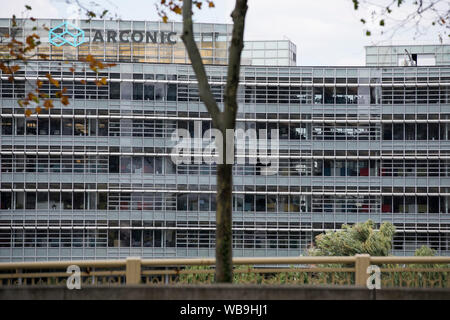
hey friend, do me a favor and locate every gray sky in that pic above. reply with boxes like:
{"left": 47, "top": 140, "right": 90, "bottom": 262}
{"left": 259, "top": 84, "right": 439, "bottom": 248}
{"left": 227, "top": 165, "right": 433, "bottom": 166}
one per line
{"left": 2, "top": 0, "right": 448, "bottom": 66}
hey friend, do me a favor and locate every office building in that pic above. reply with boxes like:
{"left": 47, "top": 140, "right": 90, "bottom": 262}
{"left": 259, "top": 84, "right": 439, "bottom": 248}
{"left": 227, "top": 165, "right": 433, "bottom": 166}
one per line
{"left": 0, "top": 18, "right": 449, "bottom": 261}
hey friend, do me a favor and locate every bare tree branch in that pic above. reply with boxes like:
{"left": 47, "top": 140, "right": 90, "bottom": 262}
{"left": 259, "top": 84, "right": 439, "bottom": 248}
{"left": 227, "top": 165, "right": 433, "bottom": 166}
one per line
{"left": 181, "top": 0, "right": 222, "bottom": 128}
{"left": 223, "top": 0, "right": 248, "bottom": 129}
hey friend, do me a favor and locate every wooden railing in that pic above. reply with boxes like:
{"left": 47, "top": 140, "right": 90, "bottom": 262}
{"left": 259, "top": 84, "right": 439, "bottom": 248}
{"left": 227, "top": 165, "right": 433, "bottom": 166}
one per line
{"left": 0, "top": 255, "right": 449, "bottom": 288}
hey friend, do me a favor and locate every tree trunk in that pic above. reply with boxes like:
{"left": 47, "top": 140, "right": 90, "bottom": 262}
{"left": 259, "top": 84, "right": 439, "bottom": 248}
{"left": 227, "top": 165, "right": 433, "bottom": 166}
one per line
{"left": 215, "top": 159, "right": 233, "bottom": 283}
{"left": 181, "top": 0, "right": 248, "bottom": 284}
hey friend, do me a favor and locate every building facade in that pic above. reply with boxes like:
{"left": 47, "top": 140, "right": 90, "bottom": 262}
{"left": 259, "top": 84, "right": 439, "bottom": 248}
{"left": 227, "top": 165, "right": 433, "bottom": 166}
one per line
{"left": 0, "top": 19, "right": 449, "bottom": 261}
{"left": 366, "top": 44, "right": 450, "bottom": 67}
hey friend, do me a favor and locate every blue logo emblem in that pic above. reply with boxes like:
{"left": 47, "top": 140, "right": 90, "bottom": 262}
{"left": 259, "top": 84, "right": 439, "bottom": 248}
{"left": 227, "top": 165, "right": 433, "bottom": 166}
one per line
{"left": 49, "top": 21, "right": 85, "bottom": 47}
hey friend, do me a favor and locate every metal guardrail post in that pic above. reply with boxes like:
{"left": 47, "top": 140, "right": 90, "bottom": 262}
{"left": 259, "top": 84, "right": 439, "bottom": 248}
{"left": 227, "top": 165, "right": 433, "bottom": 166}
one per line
{"left": 355, "top": 254, "right": 370, "bottom": 287}
{"left": 126, "top": 257, "right": 142, "bottom": 285}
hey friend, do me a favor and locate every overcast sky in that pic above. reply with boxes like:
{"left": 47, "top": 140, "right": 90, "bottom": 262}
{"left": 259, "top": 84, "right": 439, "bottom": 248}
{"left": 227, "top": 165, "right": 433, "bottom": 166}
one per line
{"left": 2, "top": 0, "right": 448, "bottom": 66}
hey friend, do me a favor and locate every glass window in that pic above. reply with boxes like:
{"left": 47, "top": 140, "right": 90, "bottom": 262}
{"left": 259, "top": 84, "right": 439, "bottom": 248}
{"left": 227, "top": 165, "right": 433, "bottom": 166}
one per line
{"left": 62, "top": 192, "right": 72, "bottom": 209}
{"left": 73, "top": 193, "right": 84, "bottom": 210}
{"left": 132, "top": 157, "right": 142, "bottom": 174}
{"left": 393, "top": 124, "right": 404, "bottom": 140}
{"left": 25, "top": 192, "right": 36, "bottom": 209}
{"left": 144, "top": 83, "right": 154, "bottom": 100}
{"left": 0, "top": 192, "right": 12, "bottom": 209}
{"left": 313, "top": 87, "right": 323, "bottom": 104}
{"left": 15, "top": 192, "right": 25, "bottom": 209}
{"left": 347, "top": 87, "right": 358, "bottom": 104}
{"left": 119, "top": 222, "right": 130, "bottom": 247}
{"left": 121, "top": 156, "right": 131, "bottom": 173}
{"left": 109, "top": 156, "right": 119, "bottom": 173}
{"left": 49, "top": 192, "right": 60, "bottom": 210}
{"left": 50, "top": 118, "right": 61, "bottom": 135}
{"left": 87, "top": 193, "right": 96, "bottom": 210}
{"left": 98, "top": 119, "right": 108, "bottom": 136}
{"left": 177, "top": 194, "right": 188, "bottom": 211}
{"left": 108, "top": 230, "right": 119, "bottom": 247}
{"left": 244, "top": 194, "right": 254, "bottom": 212}
{"left": 37, "top": 192, "right": 48, "bottom": 209}
{"left": 133, "top": 83, "right": 143, "bottom": 100}
{"left": 429, "top": 123, "right": 439, "bottom": 140}
{"left": 290, "top": 195, "right": 300, "bottom": 212}
{"left": 38, "top": 118, "right": 49, "bottom": 135}
{"left": 199, "top": 194, "right": 210, "bottom": 211}
{"left": 336, "top": 87, "right": 346, "bottom": 104}
{"left": 26, "top": 119, "right": 37, "bottom": 135}
{"left": 121, "top": 82, "right": 132, "bottom": 100}
{"left": 167, "top": 84, "right": 177, "bottom": 101}
{"left": 165, "top": 229, "right": 175, "bottom": 247}
{"left": 154, "top": 223, "right": 162, "bottom": 247}
{"left": 324, "top": 87, "right": 334, "bottom": 104}
{"left": 143, "top": 228, "right": 153, "bottom": 247}
{"left": 279, "top": 195, "right": 288, "bottom": 212}
{"left": 132, "top": 228, "right": 142, "bottom": 247}
{"left": 62, "top": 119, "right": 73, "bottom": 135}
{"left": 16, "top": 118, "right": 24, "bottom": 135}
{"left": 256, "top": 195, "right": 266, "bottom": 212}
{"left": 144, "top": 157, "right": 154, "bottom": 174}
{"left": 155, "top": 83, "right": 166, "bottom": 101}
{"left": 155, "top": 157, "right": 163, "bottom": 174}
{"left": 188, "top": 194, "right": 198, "bottom": 211}
{"left": 1, "top": 117, "right": 13, "bottom": 135}
{"left": 89, "top": 119, "right": 97, "bottom": 136}
{"left": 97, "top": 193, "right": 107, "bottom": 210}
{"left": 405, "top": 123, "right": 415, "bottom": 140}
{"left": 417, "top": 123, "right": 427, "bottom": 140}
{"left": 109, "top": 82, "right": 120, "bottom": 99}
{"left": 74, "top": 119, "right": 87, "bottom": 136}
{"left": 267, "top": 195, "right": 277, "bottom": 212}
{"left": 383, "top": 124, "right": 392, "bottom": 140}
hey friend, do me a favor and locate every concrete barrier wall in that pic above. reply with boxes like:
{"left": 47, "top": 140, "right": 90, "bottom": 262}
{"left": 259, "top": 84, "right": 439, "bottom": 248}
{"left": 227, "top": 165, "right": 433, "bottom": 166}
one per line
{"left": 0, "top": 285, "right": 449, "bottom": 300}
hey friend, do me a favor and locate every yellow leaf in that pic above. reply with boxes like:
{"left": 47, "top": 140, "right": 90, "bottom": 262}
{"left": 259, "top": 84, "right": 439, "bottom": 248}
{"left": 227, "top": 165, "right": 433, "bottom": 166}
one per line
{"left": 61, "top": 95, "right": 69, "bottom": 106}
{"left": 10, "top": 65, "right": 20, "bottom": 73}
{"left": 162, "top": 15, "right": 168, "bottom": 23}
{"left": 43, "top": 99, "right": 54, "bottom": 110}
{"left": 25, "top": 109, "right": 32, "bottom": 117}
{"left": 45, "top": 73, "right": 60, "bottom": 88}
{"left": 35, "top": 106, "right": 42, "bottom": 114}
{"left": 174, "top": 6, "right": 182, "bottom": 14}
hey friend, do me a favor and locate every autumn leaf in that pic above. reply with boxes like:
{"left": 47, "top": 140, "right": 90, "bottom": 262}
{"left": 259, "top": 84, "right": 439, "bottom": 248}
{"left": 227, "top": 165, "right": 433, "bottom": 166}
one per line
{"left": 60, "top": 95, "right": 69, "bottom": 106}
{"left": 10, "top": 65, "right": 20, "bottom": 73}
{"left": 94, "top": 77, "right": 108, "bottom": 86}
{"left": 46, "top": 73, "right": 60, "bottom": 87}
{"left": 35, "top": 106, "right": 42, "bottom": 114}
{"left": 25, "top": 109, "right": 32, "bottom": 117}
{"left": 172, "top": 4, "right": 183, "bottom": 13}
{"left": 43, "top": 99, "right": 54, "bottom": 110}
